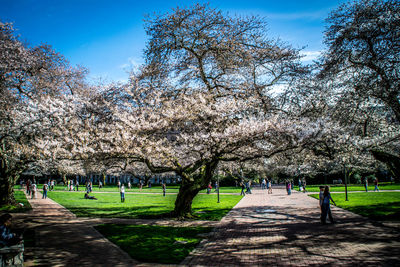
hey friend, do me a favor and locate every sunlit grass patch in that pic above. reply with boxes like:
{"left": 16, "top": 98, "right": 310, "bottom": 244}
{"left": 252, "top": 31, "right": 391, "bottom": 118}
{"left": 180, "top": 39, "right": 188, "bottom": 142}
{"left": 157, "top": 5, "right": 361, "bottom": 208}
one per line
{"left": 309, "top": 192, "right": 400, "bottom": 221}
{"left": 47, "top": 191, "right": 242, "bottom": 221}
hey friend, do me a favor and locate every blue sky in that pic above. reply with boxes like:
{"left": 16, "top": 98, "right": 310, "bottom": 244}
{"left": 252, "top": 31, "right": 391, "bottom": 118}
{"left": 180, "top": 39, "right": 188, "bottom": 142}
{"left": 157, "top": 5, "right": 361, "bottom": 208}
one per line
{"left": 1, "top": 0, "right": 343, "bottom": 83}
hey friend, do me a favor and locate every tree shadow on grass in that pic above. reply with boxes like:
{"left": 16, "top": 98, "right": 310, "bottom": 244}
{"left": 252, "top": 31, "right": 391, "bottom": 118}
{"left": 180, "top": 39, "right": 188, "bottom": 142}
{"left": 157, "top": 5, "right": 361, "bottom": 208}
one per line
{"left": 68, "top": 205, "right": 169, "bottom": 219}
{"left": 345, "top": 202, "right": 400, "bottom": 221}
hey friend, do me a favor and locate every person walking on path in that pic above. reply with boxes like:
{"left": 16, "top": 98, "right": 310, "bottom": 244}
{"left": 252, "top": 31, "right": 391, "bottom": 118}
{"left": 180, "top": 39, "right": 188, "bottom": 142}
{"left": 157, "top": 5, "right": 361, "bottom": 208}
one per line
{"left": 302, "top": 178, "right": 307, "bottom": 193}
{"left": 26, "top": 179, "right": 31, "bottom": 196}
{"left": 120, "top": 184, "right": 125, "bottom": 202}
{"left": 286, "top": 180, "right": 292, "bottom": 195}
{"left": 42, "top": 183, "right": 48, "bottom": 199}
{"left": 31, "top": 183, "right": 37, "bottom": 199}
{"left": 245, "top": 181, "right": 252, "bottom": 194}
{"left": 162, "top": 182, "right": 166, "bottom": 197}
{"left": 207, "top": 182, "right": 212, "bottom": 194}
{"left": 319, "top": 186, "right": 325, "bottom": 220}
{"left": 364, "top": 177, "right": 368, "bottom": 192}
{"left": 268, "top": 180, "right": 272, "bottom": 194}
{"left": 321, "top": 186, "right": 336, "bottom": 224}
{"left": 374, "top": 178, "right": 379, "bottom": 192}
{"left": 240, "top": 181, "right": 246, "bottom": 196}
{"left": 50, "top": 179, "right": 54, "bottom": 191}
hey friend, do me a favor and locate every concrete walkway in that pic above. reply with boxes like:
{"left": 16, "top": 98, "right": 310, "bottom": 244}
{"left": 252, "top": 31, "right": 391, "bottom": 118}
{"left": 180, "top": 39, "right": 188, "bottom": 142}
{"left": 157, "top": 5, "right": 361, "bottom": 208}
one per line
{"left": 15, "top": 188, "right": 400, "bottom": 266}
{"left": 183, "top": 188, "right": 400, "bottom": 266}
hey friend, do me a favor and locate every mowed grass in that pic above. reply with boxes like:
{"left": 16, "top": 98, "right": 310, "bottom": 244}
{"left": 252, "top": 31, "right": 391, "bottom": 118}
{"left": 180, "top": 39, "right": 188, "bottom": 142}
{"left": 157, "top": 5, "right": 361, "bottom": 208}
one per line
{"left": 0, "top": 190, "right": 32, "bottom": 213}
{"left": 47, "top": 191, "right": 242, "bottom": 221}
{"left": 300, "top": 183, "right": 400, "bottom": 192}
{"left": 95, "top": 224, "right": 212, "bottom": 264}
{"left": 310, "top": 192, "right": 400, "bottom": 221}
{"left": 40, "top": 184, "right": 241, "bottom": 194}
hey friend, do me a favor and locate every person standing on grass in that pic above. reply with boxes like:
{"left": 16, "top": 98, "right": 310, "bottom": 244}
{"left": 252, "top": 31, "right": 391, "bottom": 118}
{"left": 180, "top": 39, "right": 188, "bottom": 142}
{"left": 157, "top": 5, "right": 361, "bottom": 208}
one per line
{"left": 99, "top": 180, "right": 102, "bottom": 189}
{"left": 42, "top": 182, "right": 48, "bottom": 199}
{"left": 364, "top": 177, "right": 368, "bottom": 192}
{"left": 120, "top": 184, "right": 125, "bottom": 202}
{"left": 75, "top": 180, "right": 79, "bottom": 191}
{"left": 128, "top": 181, "right": 131, "bottom": 189}
{"left": 207, "top": 182, "right": 212, "bottom": 194}
{"left": 162, "top": 182, "right": 166, "bottom": 197}
{"left": 50, "top": 179, "right": 54, "bottom": 191}
{"left": 374, "top": 178, "right": 379, "bottom": 192}
{"left": 321, "top": 186, "right": 336, "bottom": 224}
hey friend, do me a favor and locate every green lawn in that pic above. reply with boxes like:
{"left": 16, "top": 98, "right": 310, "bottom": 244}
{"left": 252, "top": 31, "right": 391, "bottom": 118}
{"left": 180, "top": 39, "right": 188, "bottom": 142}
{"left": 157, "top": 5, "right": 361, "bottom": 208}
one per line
{"left": 0, "top": 190, "right": 32, "bottom": 213}
{"left": 300, "top": 183, "right": 400, "bottom": 192}
{"left": 47, "top": 191, "right": 242, "bottom": 221}
{"left": 310, "top": 192, "right": 400, "bottom": 221}
{"left": 39, "top": 184, "right": 241, "bottom": 194}
{"left": 95, "top": 224, "right": 212, "bottom": 264}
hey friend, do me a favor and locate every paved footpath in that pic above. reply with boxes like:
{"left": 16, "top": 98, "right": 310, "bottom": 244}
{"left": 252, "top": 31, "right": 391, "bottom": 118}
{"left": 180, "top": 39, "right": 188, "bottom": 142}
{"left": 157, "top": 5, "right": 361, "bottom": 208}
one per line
{"left": 183, "top": 188, "right": 400, "bottom": 266}
{"left": 14, "top": 188, "right": 400, "bottom": 266}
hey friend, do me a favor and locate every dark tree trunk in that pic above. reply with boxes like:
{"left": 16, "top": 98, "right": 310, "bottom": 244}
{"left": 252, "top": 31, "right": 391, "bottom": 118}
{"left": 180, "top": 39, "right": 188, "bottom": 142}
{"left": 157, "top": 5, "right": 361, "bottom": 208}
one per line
{"left": 173, "top": 182, "right": 202, "bottom": 218}
{"left": 172, "top": 160, "right": 218, "bottom": 218}
{"left": 0, "top": 176, "right": 16, "bottom": 206}
{"left": 371, "top": 149, "right": 400, "bottom": 182}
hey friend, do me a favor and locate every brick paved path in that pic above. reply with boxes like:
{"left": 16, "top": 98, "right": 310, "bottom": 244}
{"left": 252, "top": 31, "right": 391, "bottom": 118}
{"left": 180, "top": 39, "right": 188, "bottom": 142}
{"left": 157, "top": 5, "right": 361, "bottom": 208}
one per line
{"left": 15, "top": 187, "right": 400, "bottom": 266}
{"left": 182, "top": 188, "right": 400, "bottom": 266}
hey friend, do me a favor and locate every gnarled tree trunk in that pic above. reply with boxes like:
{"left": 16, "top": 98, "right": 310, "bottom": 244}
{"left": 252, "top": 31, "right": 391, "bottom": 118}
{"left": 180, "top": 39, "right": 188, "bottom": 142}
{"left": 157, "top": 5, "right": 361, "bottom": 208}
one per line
{"left": 172, "top": 160, "right": 218, "bottom": 218}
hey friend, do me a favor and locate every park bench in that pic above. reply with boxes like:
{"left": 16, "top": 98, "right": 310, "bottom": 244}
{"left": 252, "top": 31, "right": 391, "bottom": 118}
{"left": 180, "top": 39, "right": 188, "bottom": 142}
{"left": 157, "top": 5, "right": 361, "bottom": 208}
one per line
{"left": 0, "top": 242, "right": 24, "bottom": 267}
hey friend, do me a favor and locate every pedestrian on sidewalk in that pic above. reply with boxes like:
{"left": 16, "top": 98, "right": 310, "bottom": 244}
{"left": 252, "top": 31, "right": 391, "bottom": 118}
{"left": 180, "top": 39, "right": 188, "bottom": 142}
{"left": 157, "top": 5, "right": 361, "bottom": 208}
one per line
{"left": 207, "top": 182, "right": 212, "bottom": 194}
{"left": 268, "top": 180, "right": 272, "bottom": 194}
{"left": 42, "top": 183, "right": 48, "bottom": 199}
{"left": 240, "top": 181, "right": 246, "bottom": 196}
{"left": 120, "top": 184, "right": 125, "bottom": 202}
{"left": 245, "top": 181, "right": 252, "bottom": 194}
{"left": 286, "top": 180, "right": 292, "bottom": 195}
{"left": 364, "top": 177, "right": 368, "bottom": 192}
{"left": 374, "top": 178, "right": 379, "bottom": 192}
{"left": 31, "top": 183, "right": 37, "bottom": 199}
{"left": 321, "top": 186, "right": 336, "bottom": 224}
{"left": 302, "top": 178, "right": 307, "bottom": 193}
{"left": 26, "top": 179, "right": 31, "bottom": 196}
{"left": 319, "top": 186, "right": 325, "bottom": 219}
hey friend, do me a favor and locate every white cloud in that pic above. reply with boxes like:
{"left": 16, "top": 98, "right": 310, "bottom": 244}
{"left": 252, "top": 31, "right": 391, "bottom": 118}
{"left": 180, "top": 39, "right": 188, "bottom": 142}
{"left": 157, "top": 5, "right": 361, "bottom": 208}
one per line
{"left": 119, "top": 57, "right": 143, "bottom": 72}
{"left": 300, "top": 51, "right": 321, "bottom": 62}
